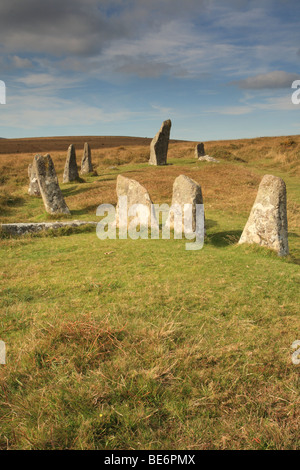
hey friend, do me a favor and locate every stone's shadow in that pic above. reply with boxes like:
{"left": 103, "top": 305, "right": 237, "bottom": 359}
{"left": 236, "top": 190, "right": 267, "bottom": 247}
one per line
{"left": 205, "top": 219, "right": 218, "bottom": 229}
{"left": 289, "top": 232, "right": 300, "bottom": 238}
{"left": 70, "top": 205, "right": 101, "bottom": 217}
{"left": 98, "top": 176, "right": 118, "bottom": 183}
{"left": 0, "top": 196, "right": 26, "bottom": 216}
{"left": 6, "top": 196, "right": 25, "bottom": 207}
{"left": 61, "top": 185, "right": 97, "bottom": 197}
{"left": 114, "top": 168, "right": 146, "bottom": 174}
{"left": 208, "top": 230, "right": 242, "bottom": 247}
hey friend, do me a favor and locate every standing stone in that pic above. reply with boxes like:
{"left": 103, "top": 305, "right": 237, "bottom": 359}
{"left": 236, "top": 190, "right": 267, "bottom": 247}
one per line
{"left": 238, "top": 174, "right": 289, "bottom": 256}
{"left": 195, "top": 142, "right": 219, "bottom": 162}
{"left": 115, "top": 175, "right": 158, "bottom": 229}
{"left": 81, "top": 142, "right": 93, "bottom": 174}
{"left": 195, "top": 143, "right": 205, "bottom": 158}
{"left": 63, "top": 144, "right": 79, "bottom": 183}
{"left": 28, "top": 159, "right": 41, "bottom": 196}
{"left": 149, "top": 119, "right": 171, "bottom": 166}
{"left": 165, "top": 175, "right": 205, "bottom": 234}
{"left": 33, "top": 154, "right": 70, "bottom": 215}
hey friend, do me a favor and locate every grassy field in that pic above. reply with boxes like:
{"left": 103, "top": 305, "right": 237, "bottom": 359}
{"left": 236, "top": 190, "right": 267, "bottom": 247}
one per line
{"left": 0, "top": 135, "right": 299, "bottom": 449}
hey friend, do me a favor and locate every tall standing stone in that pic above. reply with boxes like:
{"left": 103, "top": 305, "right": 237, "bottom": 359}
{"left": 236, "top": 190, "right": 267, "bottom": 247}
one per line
{"left": 63, "top": 144, "right": 79, "bottom": 183}
{"left": 115, "top": 175, "right": 158, "bottom": 229}
{"left": 81, "top": 142, "right": 93, "bottom": 174}
{"left": 195, "top": 143, "right": 205, "bottom": 158}
{"left": 238, "top": 174, "right": 289, "bottom": 256}
{"left": 33, "top": 154, "right": 70, "bottom": 215}
{"left": 165, "top": 175, "right": 205, "bottom": 235}
{"left": 149, "top": 119, "right": 171, "bottom": 166}
{"left": 28, "top": 159, "right": 41, "bottom": 196}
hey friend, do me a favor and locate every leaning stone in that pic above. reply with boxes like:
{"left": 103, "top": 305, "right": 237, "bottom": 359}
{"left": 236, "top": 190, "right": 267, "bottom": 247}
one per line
{"left": 63, "top": 144, "right": 79, "bottom": 182}
{"left": 33, "top": 154, "right": 70, "bottom": 215}
{"left": 81, "top": 142, "right": 93, "bottom": 174}
{"left": 165, "top": 174, "right": 205, "bottom": 235}
{"left": 149, "top": 119, "right": 171, "bottom": 165}
{"left": 195, "top": 143, "right": 205, "bottom": 158}
{"left": 238, "top": 174, "right": 289, "bottom": 256}
{"left": 28, "top": 160, "right": 41, "bottom": 196}
{"left": 115, "top": 175, "right": 158, "bottom": 229}
{"left": 198, "top": 155, "right": 220, "bottom": 163}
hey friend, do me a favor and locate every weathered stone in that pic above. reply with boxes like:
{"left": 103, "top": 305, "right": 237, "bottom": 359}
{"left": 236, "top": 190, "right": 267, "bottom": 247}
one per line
{"left": 198, "top": 155, "right": 220, "bottom": 163}
{"left": 239, "top": 174, "right": 289, "bottom": 256}
{"left": 115, "top": 175, "right": 158, "bottom": 228}
{"left": 1, "top": 220, "right": 97, "bottom": 236}
{"left": 63, "top": 144, "right": 79, "bottom": 182}
{"left": 81, "top": 142, "right": 93, "bottom": 174}
{"left": 165, "top": 175, "right": 205, "bottom": 234}
{"left": 28, "top": 159, "right": 41, "bottom": 196}
{"left": 195, "top": 143, "right": 205, "bottom": 158}
{"left": 33, "top": 153, "right": 70, "bottom": 215}
{"left": 149, "top": 119, "right": 171, "bottom": 165}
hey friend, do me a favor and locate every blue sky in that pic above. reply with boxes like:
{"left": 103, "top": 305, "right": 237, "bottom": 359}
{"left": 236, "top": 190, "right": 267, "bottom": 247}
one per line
{"left": 0, "top": 0, "right": 300, "bottom": 141}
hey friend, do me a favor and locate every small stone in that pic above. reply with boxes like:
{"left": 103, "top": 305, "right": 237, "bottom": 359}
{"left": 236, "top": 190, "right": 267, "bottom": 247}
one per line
{"left": 28, "top": 159, "right": 41, "bottom": 196}
{"left": 239, "top": 174, "right": 289, "bottom": 256}
{"left": 149, "top": 119, "right": 171, "bottom": 166}
{"left": 81, "top": 142, "right": 93, "bottom": 174}
{"left": 198, "top": 155, "right": 220, "bottom": 163}
{"left": 63, "top": 144, "right": 79, "bottom": 183}
{"left": 33, "top": 154, "right": 70, "bottom": 215}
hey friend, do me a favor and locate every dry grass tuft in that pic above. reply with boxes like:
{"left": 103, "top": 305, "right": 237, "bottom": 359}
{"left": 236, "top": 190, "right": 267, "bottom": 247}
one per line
{"left": 31, "top": 316, "right": 126, "bottom": 373}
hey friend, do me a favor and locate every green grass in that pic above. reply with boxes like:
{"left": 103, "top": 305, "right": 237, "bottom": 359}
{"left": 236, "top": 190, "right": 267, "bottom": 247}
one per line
{"left": 0, "top": 212, "right": 299, "bottom": 450}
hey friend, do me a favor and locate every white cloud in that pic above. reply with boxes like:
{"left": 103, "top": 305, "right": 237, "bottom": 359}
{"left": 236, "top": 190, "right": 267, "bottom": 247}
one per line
{"left": 0, "top": 90, "right": 176, "bottom": 132}
{"left": 14, "top": 73, "right": 83, "bottom": 90}
{"left": 207, "top": 105, "right": 253, "bottom": 115}
{"left": 207, "top": 91, "right": 299, "bottom": 116}
{"left": 151, "top": 104, "right": 174, "bottom": 116}
{"left": 232, "top": 71, "right": 300, "bottom": 89}
{"left": 10, "top": 55, "right": 33, "bottom": 69}
{"left": 254, "top": 94, "right": 299, "bottom": 111}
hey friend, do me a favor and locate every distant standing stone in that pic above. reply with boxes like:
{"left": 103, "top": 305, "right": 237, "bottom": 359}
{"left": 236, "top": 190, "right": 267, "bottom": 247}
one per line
{"left": 81, "top": 142, "right": 93, "bottom": 174}
{"left": 28, "top": 159, "right": 41, "bottom": 196}
{"left": 115, "top": 175, "right": 158, "bottom": 229}
{"left": 239, "top": 174, "right": 289, "bottom": 256}
{"left": 33, "top": 154, "right": 70, "bottom": 215}
{"left": 149, "top": 119, "right": 171, "bottom": 165}
{"left": 195, "top": 143, "right": 205, "bottom": 158}
{"left": 165, "top": 174, "right": 205, "bottom": 235}
{"left": 63, "top": 144, "right": 79, "bottom": 183}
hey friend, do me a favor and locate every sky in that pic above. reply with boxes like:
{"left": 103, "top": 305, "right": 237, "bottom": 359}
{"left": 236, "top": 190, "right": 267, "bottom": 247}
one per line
{"left": 0, "top": 0, "right": 300, "bottom": 141}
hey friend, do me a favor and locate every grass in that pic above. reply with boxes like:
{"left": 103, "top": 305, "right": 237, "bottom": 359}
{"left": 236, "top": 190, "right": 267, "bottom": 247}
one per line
{"left": 0, "top": 135, "right": 299, "bottom": 450}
